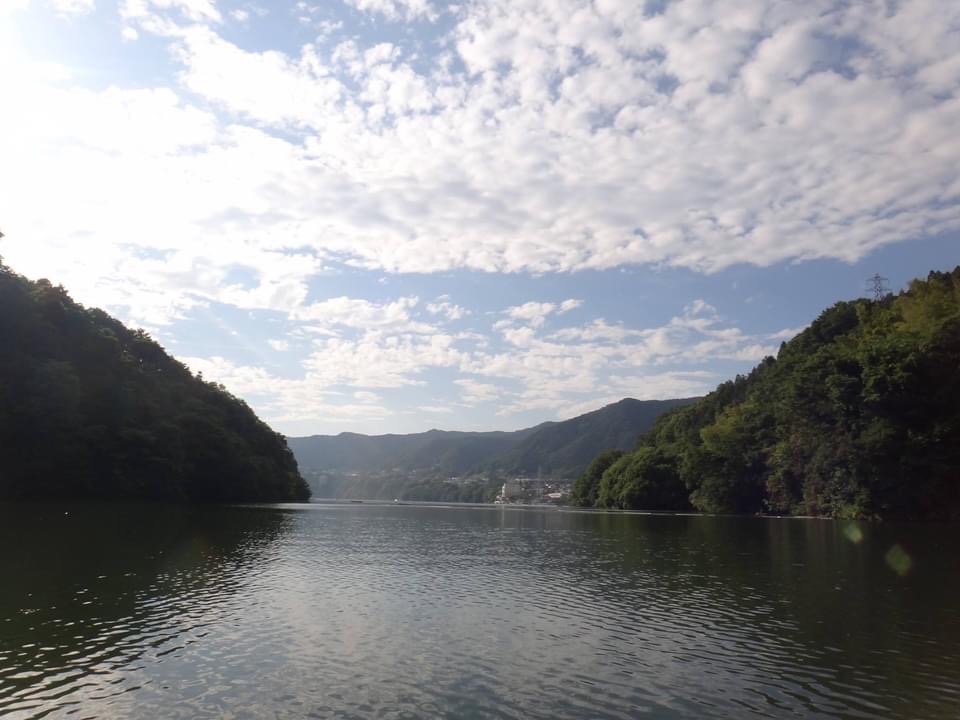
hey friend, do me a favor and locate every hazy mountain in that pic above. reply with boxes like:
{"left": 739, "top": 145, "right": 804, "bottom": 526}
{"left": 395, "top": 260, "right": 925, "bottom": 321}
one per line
{"left": 287, "top": 428, "right": 539, "bottom": 475}
{"left": 484, "top": 398, "right": 699, "bottom": 478}
{"left": 289, "top": 397, "right": 696, "bottom": 480}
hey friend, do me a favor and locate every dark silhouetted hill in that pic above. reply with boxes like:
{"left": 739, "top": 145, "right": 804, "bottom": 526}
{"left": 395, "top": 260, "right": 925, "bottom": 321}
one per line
{"left": 0, "top": 261, "right": 309, "bottom": 502}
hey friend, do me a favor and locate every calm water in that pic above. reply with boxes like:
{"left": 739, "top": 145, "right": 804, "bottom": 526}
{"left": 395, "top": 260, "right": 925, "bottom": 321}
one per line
{"left": 1, "top": 503, "right": 958, "bottom": 719}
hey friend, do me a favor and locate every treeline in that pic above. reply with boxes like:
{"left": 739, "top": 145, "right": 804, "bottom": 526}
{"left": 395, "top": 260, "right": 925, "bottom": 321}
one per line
{"left": 308, "top": 473, "right": 500, "bottom": 503}
{"left": 0, "top": 261, "right": 310, "bottom": 502}
{"left": 572, "top": 268, "right": 960, "bottom": 520}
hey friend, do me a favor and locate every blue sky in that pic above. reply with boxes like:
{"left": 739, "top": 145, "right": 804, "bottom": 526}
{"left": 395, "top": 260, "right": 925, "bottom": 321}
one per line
{"left": 1, "top": 0, "right": 958, "bottom": 436}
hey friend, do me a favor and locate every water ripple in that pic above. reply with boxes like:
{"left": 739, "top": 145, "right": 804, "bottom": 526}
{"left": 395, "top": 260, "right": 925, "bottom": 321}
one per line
{"left": 1, "top": 504, "right": 959, "bottom": 718}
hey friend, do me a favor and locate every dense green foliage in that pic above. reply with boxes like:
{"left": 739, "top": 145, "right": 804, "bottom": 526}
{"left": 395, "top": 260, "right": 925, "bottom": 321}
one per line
{"left": 569, "top": 449, "right": 624, "bottom": 507}
{"left": 0, "top": 262, "right": 309, "bottom": 502}
{"left": 575, "top": 268, "right": 960, "bottom": 519}
{"left": 308, "top": 472, "right": 502, "bottom": 503}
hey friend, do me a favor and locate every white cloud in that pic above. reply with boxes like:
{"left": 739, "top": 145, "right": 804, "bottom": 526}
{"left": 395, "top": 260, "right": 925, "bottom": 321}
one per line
{"left": 498, "top": 298, "right": 605, "bottom": 338}
{"left": 180, "top": 290, "right": 787, "bottom": 429}
{"left": 175, "top": 28, "right": 342, "bottom": 126}
{"left": 121, "top": 0, "right": 221, "bottom": 26}
{"left": 768, "top": 326, "right": 806, "bottom": 341}
{"left": 342, "top": 0, "right": 435, "bottom": 22}
{"left": 51, "top": 0, "right": 95, "bottom": 17}
{"left": 302, "top": 330, "right": 466, "bottom": 389}
{"left": 353, "top": 390, "right": 382, "bottom": 403}
{"left": 275, "top": 3, "right": 955, "bottom": 273}
{"left": 0, "top": 0, "right": 31, "bottom": 15}
{"left": 730, "top": 344, "right": 778, "bottom": 361}
{"left": 460, "top": 298, "right": 782, "bottom": 416}
{"left": 181, "top": 355, "right": 393, "bottom": 425}
{"left": 418, "top": 404, "right": 453, "bottom": 414}
{"left": 455, "top": 379, "right": 501, "bottom": 405}
{"left": 550, "top": 319, "right": 643, "bottom": 344}
{"left": 426, "top": 299, "right": 468, "bottom": 321}
{"left": 268, "top": 339, "right": 290, "bottom": 351}
{"left": 502, "top": 300, "right": 581, "bottom": 327}
{"left": 503, "top": 302, "right": 554, "bottom": 327}
{"left": 742, "top": 21, "right": 823, "bottom": 99}
{"left": 294, "top": 296, "right": 436, "bottom": 333}
{"left": 3, "top": 0, "right": 958, "bottom": 433}
{"left": 557, "top": 372, "right": 713, "bottom": 419}
{"left": 6, "top": 0, "right": 960, "bottom": 315}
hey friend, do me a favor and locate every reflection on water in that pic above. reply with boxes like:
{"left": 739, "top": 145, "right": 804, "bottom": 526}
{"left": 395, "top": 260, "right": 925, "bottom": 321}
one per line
{"left": 1, "top": 503, "right": 958, "bottom": 719}
{"left": 0, "top": 505, "right": 292, "bottom": 718}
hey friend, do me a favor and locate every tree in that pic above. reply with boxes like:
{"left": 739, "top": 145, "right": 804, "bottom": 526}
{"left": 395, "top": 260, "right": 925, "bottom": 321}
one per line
{"left": 0, "top": 262, "right": 310, "bottom": 503}
{"left": 576, "top": 266, "right": 960, "bottom": 520}
{"left": 570, "top": 449, "right": 624, "bottom": 507}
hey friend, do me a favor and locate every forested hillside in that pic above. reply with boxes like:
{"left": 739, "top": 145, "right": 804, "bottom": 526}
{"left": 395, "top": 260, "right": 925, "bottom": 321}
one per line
{"left": 289, "top": 398, "right": 694, "bottom": 489}
{"left": 573, "top": 268, "right": 960, "bottom": 520}
{"left": 485, "top": 398, "right": 697, "bottom": 478}
{"left": 0, "top": 262, "right": 309, "bottom": 502}
{"left": 288, "top": 428, "right": 537, "bottom": 475}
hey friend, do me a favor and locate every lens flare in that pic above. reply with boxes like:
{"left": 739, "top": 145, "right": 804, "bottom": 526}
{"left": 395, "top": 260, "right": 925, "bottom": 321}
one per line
{"left": 885, "top": 544, "right": 913, "bottom": 576}
{"left": 842, "top": 523, "right": 864, "bottom": 544}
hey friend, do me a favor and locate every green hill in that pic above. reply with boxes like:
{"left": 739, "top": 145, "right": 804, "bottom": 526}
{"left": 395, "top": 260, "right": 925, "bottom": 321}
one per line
{"left": 287, "top": 427, "right": 538, "bottom": 476}
{"left": 289, "top": 397, "right": 695, "bottom": 497}
{"left": 0, "top": 261, "right": 309, "bottom": 503}
{"left": 572, "top": 267, "right": 960, "bottom": 520}
{"left": 484, "top": 398, "right": 697, "bottom": 478}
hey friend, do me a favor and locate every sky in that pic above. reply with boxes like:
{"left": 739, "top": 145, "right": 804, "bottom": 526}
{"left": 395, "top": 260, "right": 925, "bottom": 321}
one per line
{"left": 1, "top": 0, "right": 958, "bottom": 437}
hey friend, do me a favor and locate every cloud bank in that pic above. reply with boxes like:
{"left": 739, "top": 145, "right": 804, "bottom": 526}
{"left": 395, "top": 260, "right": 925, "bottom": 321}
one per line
{"left": 0, "top": 0, "right": 956, "bottom": 430}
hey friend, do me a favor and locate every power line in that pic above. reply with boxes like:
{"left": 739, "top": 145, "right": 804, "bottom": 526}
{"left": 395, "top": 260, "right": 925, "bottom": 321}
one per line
{"left": 865, "top": 273, "right": 891, "bottom": 302}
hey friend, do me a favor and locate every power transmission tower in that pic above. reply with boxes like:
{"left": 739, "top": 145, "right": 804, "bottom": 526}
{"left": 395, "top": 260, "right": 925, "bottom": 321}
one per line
{"left": 866, "top": 273, "right": 891, "bottom": 302}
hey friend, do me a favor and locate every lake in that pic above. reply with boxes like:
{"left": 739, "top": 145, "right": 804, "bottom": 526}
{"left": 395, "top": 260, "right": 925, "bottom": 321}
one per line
{"left": 1, "top": 503, "right": 958, "bottom": 719}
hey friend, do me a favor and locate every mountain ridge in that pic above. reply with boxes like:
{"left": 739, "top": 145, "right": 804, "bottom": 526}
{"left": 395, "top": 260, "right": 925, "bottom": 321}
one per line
{"left": 288, "top": 397, "right": 697, "bottom": 480}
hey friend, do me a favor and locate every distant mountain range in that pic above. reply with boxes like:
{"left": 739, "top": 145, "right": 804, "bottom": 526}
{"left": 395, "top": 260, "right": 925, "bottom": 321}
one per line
{"left": 288, "top": 397, "right": 697, "bottom": 480}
